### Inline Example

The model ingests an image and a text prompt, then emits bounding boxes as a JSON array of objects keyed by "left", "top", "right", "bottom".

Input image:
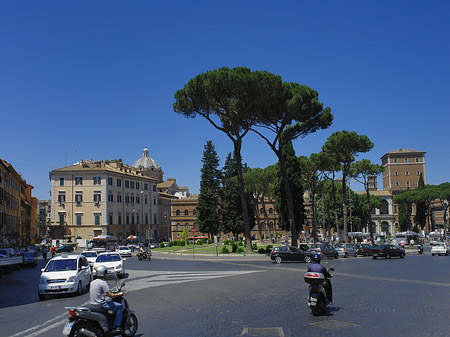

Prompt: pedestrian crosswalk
[{"left": 124, "top": 270, "right": 263, "bottom": 292}]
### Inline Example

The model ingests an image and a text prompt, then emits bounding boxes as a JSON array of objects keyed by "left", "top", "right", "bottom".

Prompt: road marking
[{"left": 10, "top": 269, "right": 263, "bottom": 336}]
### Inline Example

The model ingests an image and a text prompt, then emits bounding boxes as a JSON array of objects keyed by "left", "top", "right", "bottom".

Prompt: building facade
[{"left": 49, "top": 160, "right": 159, "bottom": 244}]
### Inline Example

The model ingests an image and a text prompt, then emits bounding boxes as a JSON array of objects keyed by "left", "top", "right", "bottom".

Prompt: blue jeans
[{"left": 102, "top": 301, "right": 123, "bottom": 327}]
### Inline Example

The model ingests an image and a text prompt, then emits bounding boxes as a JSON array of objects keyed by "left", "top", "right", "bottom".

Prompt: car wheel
[
  {"left": 354, "top": 252, "right": 358, "bottom": 258},
  {"left": 432, "top": 253, "right": 435, "bottom": 256},
  {"left": 364, "top": 252, "right": 368, "bottom": 256},
  {"left": 335, "top": 253, "right": 338, "bottom": 259},
  {"left": 304, "top": 255, "right": 312, "bottom": 263},
  {"left": 373, "top": 256, "right": 377, "bottom": 259},
  {"left": 275, "top": 256, "right": 282, "bottom": 264},
  {"left": 401, "top": 253, "right": 405, "bottom": 258},
  {"left": 386, "top": 253, "right": 391, "bottom": 259},
  {"left": 344, "top": 252, "right": 348, "bottom": 258},
  {"left": 38, "top": 292, "right": 46, "bottom": 301}
]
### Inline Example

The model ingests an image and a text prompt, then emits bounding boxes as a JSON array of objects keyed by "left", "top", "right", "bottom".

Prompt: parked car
[
  {"left": 38, "top": 254, "right": 91, "bottom": 300},
  {"left": 358, "top": 244, "right": 376, "bottom": 256},
  {"left": 372, "top": 244, "right": 405, "bottom": 259},
  {"left": 93, "top": 252, "right": 126, "bottom": 278},
  {"left": 80, "top": 250, "right": 98, "bottom": 264},
  {"left": 308, "top": 243, "right": 338, "bottom": 259},
  {"left": 335, "top": 243, "right": 358, "bottom": 258},
  {"left": 431, "top": 242, "right": 450, "bottom": 256},
  {"left": 116, "top": 246, "right": 132, "bottom": 257},
  {"left": 270, "top": 246, "right": 315, "bottom": 264},
  {"left": 55, "top": 245, "right": 74, "bottom": 253},
  {"left": 22, "top": 251, "right": 38, "bottom": 267}
]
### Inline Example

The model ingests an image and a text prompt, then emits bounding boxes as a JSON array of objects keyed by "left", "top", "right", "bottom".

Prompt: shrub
[
  {"left": 265, "top": 245, "right": 273, "bottom": 253},
  {"left": 238, "top": 241, "right": 243, "bottom": 247},
  {"left": 232, "top": 244, "right": 238, "bottom": 253},
  {"left": 224, "top": 240, "right": 230, "bottom": 245},
  {"left": 237, "top": 247, "right": 245, "bottom": 253},
  {"left": 168, "top": 241, "right": 173, "bottom": 247},
  {"left": 159, "top": 243, "right": 164, "bottom": 248},
  {"left": 207, "top": 239, "right": 212, "bottom": 244},
  {"left": 252, "top": 243, "right": 258, "bottom": 251},
  {"left": 221, "top": 246, "right": 230, "bottom": 254},
  {"left": 258, "top": 248, "right": 266, "bottom": 254}
]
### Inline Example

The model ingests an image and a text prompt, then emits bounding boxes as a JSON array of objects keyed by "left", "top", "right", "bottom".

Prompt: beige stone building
[{"left": 49, "top": 159, "right": 159, "bottom": 244}]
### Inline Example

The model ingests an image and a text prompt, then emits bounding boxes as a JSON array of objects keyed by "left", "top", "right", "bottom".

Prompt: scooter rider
[
  {"left": 307, "top": 254, "right": 333, "bottom": 303},
  {"left": 90, "top": 265, "right": 124, "bottom": 330}
]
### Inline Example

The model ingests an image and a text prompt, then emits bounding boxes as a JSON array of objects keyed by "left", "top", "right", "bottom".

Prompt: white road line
[{"left": 11, "top": 269, "right": 263, "bottom": 336}]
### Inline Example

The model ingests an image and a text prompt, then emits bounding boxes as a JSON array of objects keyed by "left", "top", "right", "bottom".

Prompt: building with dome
[{"left": 132, "top": 147, "right": 164, "bottom": 183}]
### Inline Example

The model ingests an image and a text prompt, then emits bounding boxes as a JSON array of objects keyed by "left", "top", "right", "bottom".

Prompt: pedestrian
[
  {"left": 42, "top": 245, "right": 48, "bottom": 261},
  {"left": 51, "top": 245, "right": 56, "bottom": 258},
  {"left": 284, "top": 240, "right": 289, "bottom": 246}
]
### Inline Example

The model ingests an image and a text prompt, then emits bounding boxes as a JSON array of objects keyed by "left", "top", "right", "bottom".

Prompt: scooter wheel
[
  {"left": 138, "top": 255, "right": 143, "bottom": 261},
  {"left": 122, "top": 313, "right": 138, "bottom": 337}
]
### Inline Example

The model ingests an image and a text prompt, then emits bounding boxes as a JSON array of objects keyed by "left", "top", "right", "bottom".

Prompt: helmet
[
  {"left": 94, "top": 265, "right": 108, "bottom": 278},
  {"left": 313, "top": 253, "right": 321, "bottom": 263}
]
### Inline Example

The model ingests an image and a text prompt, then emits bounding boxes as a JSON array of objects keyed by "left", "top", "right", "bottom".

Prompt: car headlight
[
  {"left": 39, "top": 278, "right": 45, "bottom": 284},
  {"left": 115, "top": 264, "right": 122, "bottom": 270},
  {"left": 67, "top": 276, "right": 76, "bottom": 282}
]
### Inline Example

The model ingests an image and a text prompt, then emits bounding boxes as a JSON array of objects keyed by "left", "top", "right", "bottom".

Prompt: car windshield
[
  {"left": 96, "top": 254, "right": 121, "bottom": 262},
  {"left": 434, "top": 243, "right": 444, "bottom": 247},
  {"left": 310, "top": 244, "right": 320, "bottom": 248},
  {"left": 81, "top": 252, "right": 97, "bottom": 257},
  {"left": 45, "top": 259, "right": 77, "bottom": 272},
  {"left": 335, "top": 244, "right": 344, "bottom": 248},
  {"left": 118, "top": 247, "right": 128, "bottom": 250}
]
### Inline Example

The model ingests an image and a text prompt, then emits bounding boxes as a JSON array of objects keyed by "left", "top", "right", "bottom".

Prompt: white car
[
  {"left": 38, "top": 254, "right": 91, "bottom": 300},
  {"left": 431, "top": 242, "right": 450, "bottom": 256},
  {"left": 80, "top": 250, "right": 99, "bottom": 264},
  {"left": 94, "top": 252, "right": 125, "bottom": 278},
  {"left": 116, "top": 246, "right": 132, "bottom": 257}
]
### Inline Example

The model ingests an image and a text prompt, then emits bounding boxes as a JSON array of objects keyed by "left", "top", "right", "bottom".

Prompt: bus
[
  {"left": 395, "top": 231, "right": 418, "bottom": 245},
  {"left": 89, "top": 235, "right": 118, "bottom": 253}
]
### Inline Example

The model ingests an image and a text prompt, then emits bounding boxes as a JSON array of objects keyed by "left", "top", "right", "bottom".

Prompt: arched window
[
  {"left": 268, "top": 208, "right": 273, "bottom": 214},
  {"left": 193, "top": 209, "right": 197, "bottom": 216},
  {"left": 185, "top": 223, "right": 189, "bottom": 229},
  {"left": 184, "top": 210, "right": 189, "bottom": 216},
  {"left": 176, "top": 210, "right": 180, "bottom": 216},
  {"left": 176, "top": 223, "right": 181, "bottom": 231}
]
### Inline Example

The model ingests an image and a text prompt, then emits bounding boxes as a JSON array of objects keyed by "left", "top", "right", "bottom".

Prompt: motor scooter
[
  {"left": 417, "top": 244, "right": 423, "bottom": 254},
  {"left": 304, "top": 264, "right": 334, "bottom": 316},
  {"left": 63, "top": 271, "right": 138, "bottom": 337}
]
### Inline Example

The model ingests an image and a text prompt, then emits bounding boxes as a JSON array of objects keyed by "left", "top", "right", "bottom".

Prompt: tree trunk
[
  {"left": 233, "top": 139, "right": 253, "bottom": 252},
  {"left": 311, "top": 193, "right": 317, "bottom": 243},
  {"left": 342, "top": 176, "right": 348, "bottom": 243},
  {"left": 366, "top": 188, "right": 373, "bottom": 239}
]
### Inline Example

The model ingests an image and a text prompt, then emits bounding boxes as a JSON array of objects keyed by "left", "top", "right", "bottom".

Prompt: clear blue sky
[{"left": 1, "top": 1, "right": 449, "bottom": 200}]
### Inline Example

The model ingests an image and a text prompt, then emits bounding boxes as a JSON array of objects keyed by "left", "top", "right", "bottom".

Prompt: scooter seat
[{"left": 86, "top": 304, "right": 108, "bottom": 314}]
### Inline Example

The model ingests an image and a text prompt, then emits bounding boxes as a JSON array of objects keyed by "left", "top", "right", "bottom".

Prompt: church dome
[{"left": 132, "top": 147, "right": 160, "bottom": 170}]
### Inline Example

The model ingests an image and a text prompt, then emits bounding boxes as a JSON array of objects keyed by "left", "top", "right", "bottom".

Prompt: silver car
[{"left": 335, "top": 243, "right": 358, "bottom": 258}]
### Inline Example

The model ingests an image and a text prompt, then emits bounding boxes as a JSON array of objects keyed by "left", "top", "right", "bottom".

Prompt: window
[
  {"left": 94, "top": 214, "right": 101, "bottom": 226},
  {"left": 59, "top": 214, "right": 65, "bottom": 225},
  {"left": 154, "top": 214, "right": 157, "bottom": 224},
  {"left": 125, "top": 195, "right": 130, "bottom": 204},
  {"left": 394, "top": 205, "right": 398, "bottom": 212},
  {"left": 109, "top": 214, "right": 113, "bottom": 225},
  {"left": 136, "top": 182, "right": 140, "bottom": 189},
  {"left": 394, "top": 159, "right": 398, "bottom": 163},
  {"left": 136, "top": 215, "right": 139, "bottom": 224},
  {"left": 136, "top": 196, "right": 140, "bottom": 204},
  {"left": 144, "top": 183, "right": 148, "bottom": 191},
  {"left": 108, "top": 193, "right": 114, "bottom": 202},
  {"left": 130, "top": 195, "right": 135, "bottom": 203},
  {"left": 416, "top": 157, "right": 420, "bottom": 162},
  {"left": 131, "top": 215, "right": 135, "bottom": 225},
  {"left": 130, "top": 181, "right": 135, "bottom": 189},
  {"left": 58, "top": 193, "right": 66, "bottom": 204},
  {"left": 145, "top": 196, "right": 148, "bottom": 204},
  {"left": 76, "top": 214, "right": 82, "bottom": 226},
  {"left": 94, "top": 176, "right": 101, "bottom": 185},
  {"left": 153, "top": 198, "right": 157, "bottom": 205},
  {"left": 117, "top": 179, "right": 122, "bottom": 187},
  {"left": 395, "top": 171, "right": 399, "bottom": 176},
  {"left": 184, "top": 210, "right": 189, "bottom": 216},
  {"left": 125, "top": 180, "right": 129, "bottom": 188},
  {"left": 59, "top": 177, "right": 64, "bottom": 186},
  {"left": 145, "top": 215, "right": 148, "bottom": 225},
  {"left": 417, "top": 171, "right": 421, "bottom": 176},
  {"left": 406, "top": 181, "right": 410, "bottom": 187},
  {"left": 94, "top": 192, "right": 101, "bottom": 204},
  {"left": 176, "top": 210, "right": 180, "bottom": 216},
  {"left": 126, "top": 215, "right": 130, "bottom": 225},
  {"left": 405, "top": 158, "right": 408, "bottom": 163},
  {"left": 176, "top": 223, "right": 181, "bottom": 231},
  {"left": 75, "top": 193, "right": 83, "bottom": 205},
  {"left": 193, "top": 209, "right": 197, "bottom": 216},
  {"left": 75, "top": 177, "right": 83, "bottom": 185},
  {"left": 405, "top": 171, "right": 409, "bottom": 176},
  {"left": 108, "top": 177, "right": 113, "bottom": 186},
  {"left": 118, "top": 213, "right": 122, "bottom": 225},
  {"left": 153, "top": 184, "right": 157, "bottom": 192},
  {"left": 269, "top": 208, "right": 273, "bottom": 214},
  {"left": 117, "top": 194, "right": 122, "bottom": 203}
]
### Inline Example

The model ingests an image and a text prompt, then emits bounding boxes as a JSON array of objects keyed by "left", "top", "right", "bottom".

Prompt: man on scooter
[
  {"left": 90, "top": 265, "right": 124, "bottom": 330},
  {"left": 307, "top": 254, "right": 333, "bottom": 303}
]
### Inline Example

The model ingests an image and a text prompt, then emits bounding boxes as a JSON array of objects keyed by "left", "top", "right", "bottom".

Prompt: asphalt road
[{"left": 1, "top": 250, "right": 449, "bottom": 337}]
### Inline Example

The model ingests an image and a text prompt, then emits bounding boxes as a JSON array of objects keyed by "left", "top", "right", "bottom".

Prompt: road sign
[{"left": 191, "top": 227, "right": 196, "bottom": 233}]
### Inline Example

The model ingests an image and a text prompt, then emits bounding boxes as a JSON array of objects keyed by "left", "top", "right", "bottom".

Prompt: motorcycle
[
  {"left": 63, "top": 271, "right": 138, "bottom": 337},
  {"left": 304, "top": 264, "right": 334, "bottom": 316},
  {"left": 417, "top": 245, "right": 423, "bottom": 254},
  {"left": 137, "top": 250, "right": 151, "bottom": 261}
]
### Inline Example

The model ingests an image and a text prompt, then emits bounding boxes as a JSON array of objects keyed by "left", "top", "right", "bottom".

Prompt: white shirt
[{"left": 90, "top": 278, "right": 110, "bottom": 305}]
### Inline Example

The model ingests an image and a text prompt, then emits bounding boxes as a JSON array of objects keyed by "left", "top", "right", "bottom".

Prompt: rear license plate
[
  {"left": 373, "top": 253, "right": 378, "bottom": 257},
  {"left": 62, "top": 322, "right": 73, "bottom": 335}
]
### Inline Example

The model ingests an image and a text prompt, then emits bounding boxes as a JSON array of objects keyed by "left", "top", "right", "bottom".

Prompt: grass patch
[{"left": 153, "top": 243, "right": 262, "bottom": 255}]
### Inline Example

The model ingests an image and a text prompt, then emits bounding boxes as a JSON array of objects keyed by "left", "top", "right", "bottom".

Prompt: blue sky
[{"left": 1, "top": 1, "right": 449, "bottom": 200}]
